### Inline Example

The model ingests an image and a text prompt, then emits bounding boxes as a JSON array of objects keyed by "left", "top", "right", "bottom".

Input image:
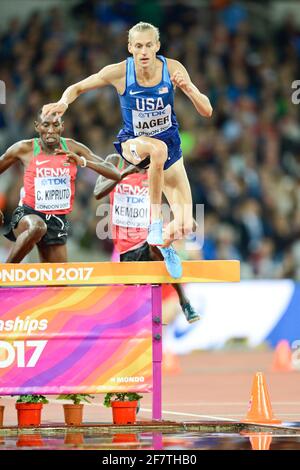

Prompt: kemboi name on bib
[{"left": 112, "top": 192, "right": 150, "bottom": 228}]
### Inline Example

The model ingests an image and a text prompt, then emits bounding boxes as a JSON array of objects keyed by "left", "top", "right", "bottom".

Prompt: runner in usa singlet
[
  {"left": 23, "top": 137, "right": 77, "bottom": 214},
  {"left": 41, "top": 22, "right": 213, "bottom": 272},
  {"left": 118, "top": 56, "right": 179, "bottom": 139}
]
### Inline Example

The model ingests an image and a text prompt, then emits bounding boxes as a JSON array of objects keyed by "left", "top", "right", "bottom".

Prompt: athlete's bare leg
[
  {"left": 121, "top": 137, "right": 191, "bottom": 277},
  {"left": 121, "top": 136, "right": 167, "bottom": 222},
  {"left": 37, "top": 244, "right": 67, "bottom": 263},
  {"left": 122, "top": 142, "right": 193, "bottom": 243},
  {"left": 6, "top": 215, "right": 47, "bottom": 263},
  {"left": 162, "top": 159, "right": 193, "bottom": 247}
]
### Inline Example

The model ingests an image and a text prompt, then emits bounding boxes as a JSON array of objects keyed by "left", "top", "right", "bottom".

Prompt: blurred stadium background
[{"left": 0, "top": 0, "right": 300, "bottom": 352}]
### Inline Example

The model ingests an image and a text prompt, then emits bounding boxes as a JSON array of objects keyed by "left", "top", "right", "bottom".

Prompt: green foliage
[
  {"left": 16, "top": 395, "right": 49, "bottom": 404},
  {"left": 103, "top": 392, "right": 143, "bottom": 408},
  {"left": 57, "top": 394, "right": 94, "bottom": 405}
]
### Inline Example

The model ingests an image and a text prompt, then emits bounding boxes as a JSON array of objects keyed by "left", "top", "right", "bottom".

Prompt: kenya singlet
[
  {"left": 23, "top": 138, "right": 77, "bottom": 215},
  {"left": 117, "top": 55, "right": 180, "bottom": 141},
  {"left": 110, "top": 172, "right": 150, "bottom": 254}
]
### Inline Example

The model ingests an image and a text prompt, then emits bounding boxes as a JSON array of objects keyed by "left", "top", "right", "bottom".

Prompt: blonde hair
[{"left": 128, "top": 22, "right": 160, "bottom": 43}]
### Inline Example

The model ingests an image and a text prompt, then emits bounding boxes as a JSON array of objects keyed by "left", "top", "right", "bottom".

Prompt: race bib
[
  {"left": 34, "top": 176, "right": 71, "bottom": 211},
  {"left": 112, "top": 193, "right": 150, "bottom": 228},
  {"left": 132, "top": 104, "right": 172, "bottom": 137}
]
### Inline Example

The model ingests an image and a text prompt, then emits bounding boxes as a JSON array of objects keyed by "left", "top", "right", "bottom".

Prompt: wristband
[{"left": 80, "top": 156, "right": 87, "bottom": 168}]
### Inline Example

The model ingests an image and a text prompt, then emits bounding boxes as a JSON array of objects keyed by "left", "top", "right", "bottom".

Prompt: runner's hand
[
  {"left": 42, "top": 102, "right": 68, "bottom": 118},
  {"left": 54, "top": 149, "right": 84, "bottom": 166},
  {"left": 171, "top": 71, "right": 192, "bottom": 94},
  {"left": 0, "top": 210, "right": 4, "bottom": 225},
  {"left": 121, "top": 165, "right": 139, "bottom": 178}
]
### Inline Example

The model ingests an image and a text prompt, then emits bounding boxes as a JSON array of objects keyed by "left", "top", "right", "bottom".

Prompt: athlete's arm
[
  {"left": 42, "top": 62, "right": 126, "bottom": 118},
  {"left": 58, "top": 140, "right": 122, "bottom": 181},
  {"left": 94, "top": 155, "right": 137, "bottom": 200},
  {"left": 167, "top": 59, "right": 213, "bottom": 117},
  {"left": 94, "top": 155, "right": 121, "bottom": 200},
  {"left": 0, "top": 141, "right": 30, "bottom": 225},
  {"left": 0, "top": 140, "right": 30, "bottom": 174}
]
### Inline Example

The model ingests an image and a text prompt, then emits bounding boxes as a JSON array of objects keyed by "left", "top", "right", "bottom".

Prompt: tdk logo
[{"left": 41, "top": 178, "right": 67, "bottom": 185}]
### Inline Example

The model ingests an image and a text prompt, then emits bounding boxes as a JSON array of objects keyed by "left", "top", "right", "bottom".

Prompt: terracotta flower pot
[
  {"left": 16, "top": 433, "right": 44, "bottom": 447},
  {"left": 63, "top": 404, "right": 83, "bottom": 426},
  {"left": 111, "top": 401, "right": 138, "bottom": 425},
  {"left": 0, "top": 405, "right": 4, "bottom": 427},
  {"left": 16, "top": 403, "right": 43, "bottom": 427}
]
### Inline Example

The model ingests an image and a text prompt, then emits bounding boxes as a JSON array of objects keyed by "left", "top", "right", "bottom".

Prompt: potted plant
[
  {"left": 103, "top": 392, "right": 142, "bottom": 425},
  {"left": 57, "top": 394, "right": 94, "bottom": 426},
  {"left": 15, "top": 395, "right": 48, "bottom": 427}
]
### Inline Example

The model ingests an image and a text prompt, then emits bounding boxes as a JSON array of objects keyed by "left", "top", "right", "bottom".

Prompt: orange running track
[{"left": 2, "top": 350, "right": 300, "bottom": 426}]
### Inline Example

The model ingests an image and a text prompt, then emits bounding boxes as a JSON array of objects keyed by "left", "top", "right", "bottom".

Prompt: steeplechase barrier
[{"left": 0, "top": 260, "right": 240, "bottom": 421}]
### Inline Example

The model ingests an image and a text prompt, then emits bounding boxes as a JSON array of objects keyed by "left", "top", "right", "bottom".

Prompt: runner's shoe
[
  {"left": 158, "top": 245, "right": 182, "bottom": 279},
  {"left": 181, "top": 302, "right": 200, "bottom": 324}
]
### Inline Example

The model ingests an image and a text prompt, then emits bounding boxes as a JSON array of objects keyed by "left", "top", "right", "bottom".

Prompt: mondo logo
[{"left": 111, "top": 376, "right": 145, "bottom": 383}]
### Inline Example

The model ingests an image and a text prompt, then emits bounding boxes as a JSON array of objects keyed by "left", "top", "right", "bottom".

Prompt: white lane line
[
  {"left": 139, "top": 408, "right": 300, "bottom": 421},
  {"left": 139, "top": 408, "right": 237, "bottom": 421},
  {"left": 157, "top": 402, "right": 300, "bottom": 406},
  {"left": 205, "top": 413, "right": 300, "bottom": 417}
]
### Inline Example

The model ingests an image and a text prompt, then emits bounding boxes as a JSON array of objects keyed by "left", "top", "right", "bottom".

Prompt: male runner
[
  {"left": 42, "top": 21, "right": 212, "bottom": 277},
  {"left": 94, "top": 154, "right": 200, "bottom": 323},
  {"left": 1, "top": 111, "right": 121, "bottom": 263}
]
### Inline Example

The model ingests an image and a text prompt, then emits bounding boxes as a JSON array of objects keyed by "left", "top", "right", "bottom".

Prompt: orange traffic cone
[
  {"left": 243, "top": 372, "right": 281, "bottom": 424},
  {"left": 249, "top": 433, "right": 272, "bottom": 451},
  {"left": 162, "top": 349, "right": 181, "bottom": 375},
  {"left": 272, "top": 339, "right": 293, "bottom": 372},
  {"left": 241, "top": 432, "right": 272, "bottom": 451}
]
